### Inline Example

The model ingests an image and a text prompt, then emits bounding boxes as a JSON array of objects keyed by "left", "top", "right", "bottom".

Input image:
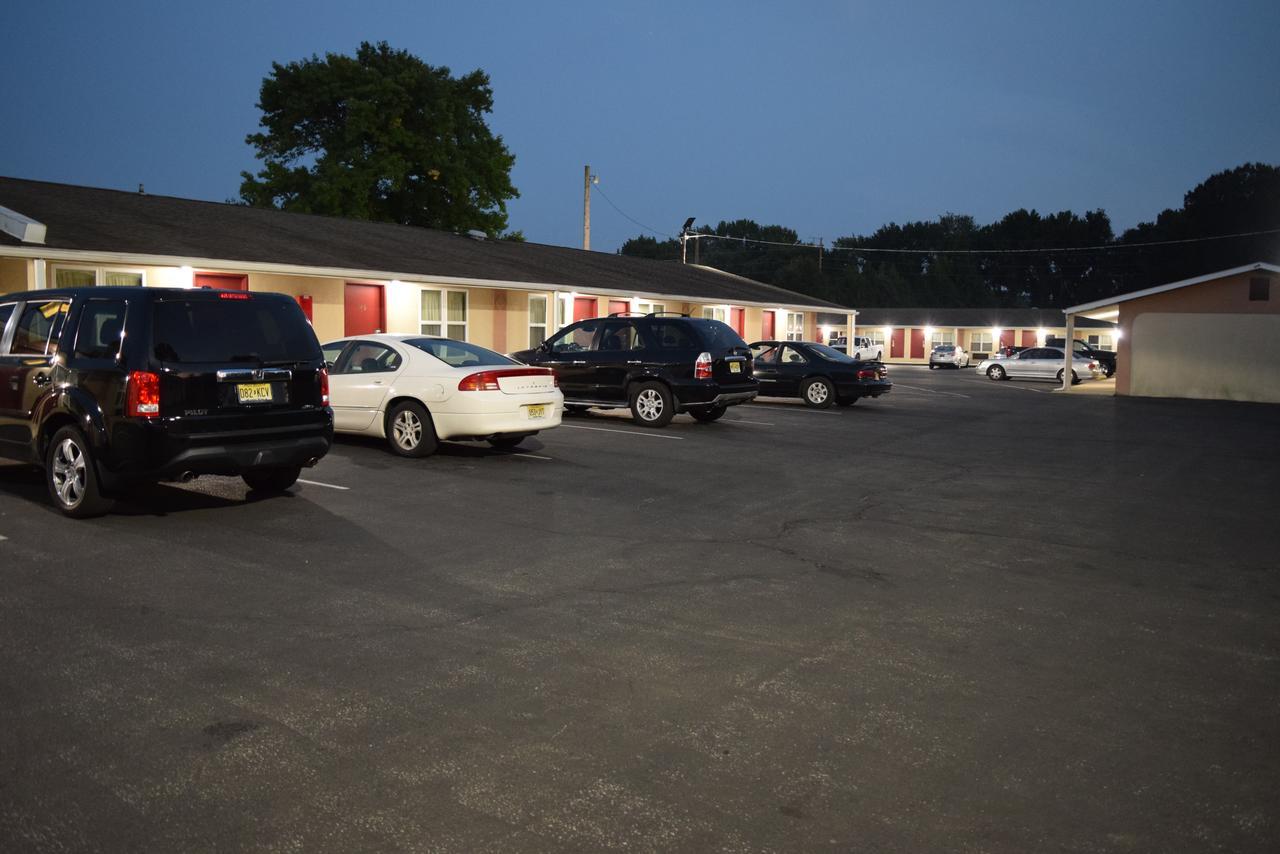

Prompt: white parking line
[
  {"left": 560, "top": 424, "right": 684, "bottom": 440},
  {"left": 725, "top": 419, "right": 776, "bottom": 426},
  {"left": 749, "top": 403, "right": 841, "bottom": 415},
  {"left": 0, "top": 535, "right": 7, "bottom": 542},
  {"left": 511, "top": 452, "right": 554, "bottom": 460},
  {"left": 297, "top": 479, "right": 351, "bottom": 490},
  {"left": 892, "top": 383, "right": 970, "bottom": 398}
]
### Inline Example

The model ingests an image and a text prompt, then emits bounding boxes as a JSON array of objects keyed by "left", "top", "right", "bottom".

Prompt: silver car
[
  {"left": 977, "top": 346, "right": 1105, "bottom": 384},
  {"left": 929, "top": 344, "right": 970, "bottom": 369}
]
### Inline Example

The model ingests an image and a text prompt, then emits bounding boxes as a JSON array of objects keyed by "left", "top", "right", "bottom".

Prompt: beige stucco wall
[
  {"left": 1115, "top": 270, "right": 1280, "bottom": 398},
  {"left": 250, "top": 273, "right": 347, "bottom": 343},
  {"left": 0, "top": 257, "right": 31, "bottom": 292}
]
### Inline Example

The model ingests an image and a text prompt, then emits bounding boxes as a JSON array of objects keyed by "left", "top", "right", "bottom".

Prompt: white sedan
[
  {"left": 976, "top": 346, "right": 1106, "bottom": 384},
  {"left": 320, "top": 334, "right": 563, "bottom": 456}
]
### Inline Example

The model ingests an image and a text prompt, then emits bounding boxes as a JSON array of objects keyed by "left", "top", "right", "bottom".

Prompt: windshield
[
  {"left": 809, "top": 343, "right": 857, "bottom": 363},
  {"left": 933, "top": 345, "right": 954, "bottom": 353},
  {"left": 405, "top": 337, "right": 516, "bottom": 367},
  {"left": 153, "top": 297, "right": 320, "bottom": 364}
]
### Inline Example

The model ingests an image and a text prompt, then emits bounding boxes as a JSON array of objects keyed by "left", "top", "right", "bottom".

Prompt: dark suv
[
  {"left": 0, "top": 287, "right": 333, "bottom": 517},
  {"left": 512, "top": 313, "right": 758, "bottom": 427}
]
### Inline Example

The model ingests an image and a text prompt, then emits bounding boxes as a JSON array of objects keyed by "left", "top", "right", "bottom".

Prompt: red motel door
[
  {"left": 573, "top": 297, "right": 598, "bottom": 322},
  {"left": 909, "top": 329, "right": 926, "bottom": 359},
  {"left": 762, "top": 311, "right": 776, "bottom": 339},
  {"left": 1021, "top": 329, "right": 1039, "bottom": 347},
  {"left": 607, "top": 299, "right": 629, "bottom": 316},
  {"left": 890, "top": 328, "right": 905, "bottom": 358},
  {"left": 730, "top": 307, "right": 745, "bottom": 336},
  {"left": 194, "top": 272, "right": 247, "bottom": 290},
  {"left": 999, "top": 329, "right": 1015, "bottom": 349},
  {"left": 344, "top": 283, "right": 385, "bottom": 336}
]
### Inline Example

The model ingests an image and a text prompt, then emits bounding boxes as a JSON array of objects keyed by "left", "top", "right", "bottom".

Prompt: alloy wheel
[
  {"left": 51, "top": 438, "right": 87, "bottom": 508},
  {"left": 636, "top": 389, "right": 664, "bottom": 421},
  {"left": 807, "top": 382, "right": 829, "bottom": 404},
  {"left": 393, "top": 409, "right": 423, "bottom": 449}
]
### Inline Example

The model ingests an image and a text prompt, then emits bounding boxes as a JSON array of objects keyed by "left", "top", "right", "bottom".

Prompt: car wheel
[
  {"left": 690, "top": 405, "right": 727, "bottom": 423},
  {"left": 242, "top": 465, "right": 302, "bottom": 493},
  {"left": 46, "top": 426, "right": 113, "bottom": 518},
  {"left": 1105, "top": 364, "right": 1115, "bottom": 378},
  {"left": 987, "top": 365, "right": 1006, "bottom": 381},
  {"left": 801, "top": 377, "right": 835, "bottom": 409},
  {"left": 488, "top": 436, "right": 526, "bottom": 449},
  {"left": 565, "top": 404, "right": 590, "bottom": 415},
  {"left": 929, "top": 363, "right": 938, "bottom": 370},
  {"left": 387, "top": 400, "right": 438, "bottom": 457},
  {"left": 629, "top": 382, "right": 675, "bottom": 427}
]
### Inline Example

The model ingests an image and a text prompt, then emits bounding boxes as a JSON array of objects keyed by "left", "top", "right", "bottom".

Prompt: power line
[
  {"left": 682, "top": 226, "right": 1280, "bottom": 255},
  {"left": 590, "top": 181, "right": 673, "bottom": 240}
]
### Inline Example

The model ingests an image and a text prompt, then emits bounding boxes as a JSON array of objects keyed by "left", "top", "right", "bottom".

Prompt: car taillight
[
  {"left": 126, "top": 370, "right": 161, "bottom": 417},
  {"left": 695, "top": 352, "right": 713, "bottom": 380},
  {"left": 1089, "top": 361, "right": 1098, "bottom": 370},
  {"left": 319, "top": 367, "right": 330, "bottom": 405},
  {"left": 857, "top": 369, "right": 878, "bottom": 380},
  {"left": 218, "top": 292, "right": 251, "bottom": 300},
  {"left": 457, "top": 367, "right": 555, "bottom": 392}
]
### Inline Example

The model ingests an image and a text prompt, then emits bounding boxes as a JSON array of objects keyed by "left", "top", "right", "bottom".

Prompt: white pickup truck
[{"left": 830, "top": 336, "right": 884, "bottom": 361}]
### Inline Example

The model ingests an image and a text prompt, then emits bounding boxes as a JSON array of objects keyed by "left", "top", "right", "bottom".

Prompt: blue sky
[{"left": 2, "top": 1, "right": 1277, "bottom": 252}]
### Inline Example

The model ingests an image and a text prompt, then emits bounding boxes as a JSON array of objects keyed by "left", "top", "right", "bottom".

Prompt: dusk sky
[{"left": 2, "top": 1, "right": 1277, "bottom": 253}]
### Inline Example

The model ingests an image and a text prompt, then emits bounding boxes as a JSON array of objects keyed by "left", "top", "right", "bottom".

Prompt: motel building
[
  {"left": 0, "top": 177, "right": 851, "bottom": 355},
  {"left": 815, "top": 307, "right": 1119, "bottom": 364}
]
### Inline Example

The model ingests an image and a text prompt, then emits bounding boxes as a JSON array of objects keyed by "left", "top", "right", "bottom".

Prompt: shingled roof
[
  {"left": 0, "top": 177, "right": 848, "bottom": 310},
  {"left": 820, "top": 306, "right": 1114, "bottom": 329}
]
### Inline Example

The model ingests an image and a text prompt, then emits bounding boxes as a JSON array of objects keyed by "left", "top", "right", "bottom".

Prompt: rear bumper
[
  {"left": 428, "top": 392, "right": 564, "bottom": 440},
  {"left": 672, "top": 380, "right": 759, "bottom": 409},
  {"left": 836, "top": 380, "right": 893, "bottom": 398}
]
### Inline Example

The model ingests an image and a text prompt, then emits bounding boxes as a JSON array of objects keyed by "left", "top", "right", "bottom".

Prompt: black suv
[
  {"left": 0, "top": 287, "right": 333, "bottom": 517},
  {"left": 512, "top": 313, "right": 758, "bottom": 427},
  {"left": 1045, "top": 337, "right": 1117, "bottom": 377}
]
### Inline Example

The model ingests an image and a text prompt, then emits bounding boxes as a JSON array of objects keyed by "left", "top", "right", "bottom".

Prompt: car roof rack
[
  {"left": 606, "top": 311, "right": 644, "bottom": 317},
  {"left": 644, "top": 311, "right": 691, "bottom": 317}
]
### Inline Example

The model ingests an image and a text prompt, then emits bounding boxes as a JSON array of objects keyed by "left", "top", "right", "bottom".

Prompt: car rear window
[
  {"left": 810, "top": 343, "right": 856, "bottom": 363},
  {"left": 405, "top": 337, "right": 516, "bottom": 367},
  {"left": 688, "top": 319, "right": 748, "bottom": 351},
  {"left": 153, "top": 297, "right": 320, "bottom": 363}
]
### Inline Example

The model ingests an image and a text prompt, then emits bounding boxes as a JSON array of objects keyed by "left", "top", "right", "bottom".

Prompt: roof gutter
[
  {"left": 0, "top": 244, "right": 849, "bottom": 313},
  {"left": 0, "top": 205, "right": 46, "bottom": 244}
]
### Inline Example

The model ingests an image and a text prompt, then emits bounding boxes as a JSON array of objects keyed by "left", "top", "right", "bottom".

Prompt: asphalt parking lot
[{"left": 2, "top": 366, "right": 1278, "bottom": 852}]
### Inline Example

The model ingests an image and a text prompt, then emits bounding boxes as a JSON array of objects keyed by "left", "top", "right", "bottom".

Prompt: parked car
[
  {"left": 0, "top": 287, "right": 333, "bottom": 517},
  {"left": 828, "top": 335, "right": 884, "bottom": 361},
  {"left": 976, "top": 346, "right": 1106, "bottom": 384},
  {"left": 750, "top": 340, "right": 891, "bottom": 408},
  {"left": 994, "top": 345, "right": 1025, "bottom": 359},
  {"left": 928, "top": 344, "right": 970, "bottom": 369},
  {"left": 321, "top": 334, "right": 562, "bottom": 456},
  {"left": 1045, "top": 337, "right": 1117, "bottom": 377},
  {"left": 511, "top": 313, "right": 757, "bottom": 427}
]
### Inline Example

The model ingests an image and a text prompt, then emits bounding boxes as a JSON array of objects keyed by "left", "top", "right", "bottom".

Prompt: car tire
[
  {"left": 987, "top": 365, "right": 1006, "bottom": 381},
  {"left": 629, "top": 381, "right": 675, "bottom": 427},
  {"left": 1055, "top": 368, "right": 1081, "bottom": 385},
  {"left": 46, "top": 425, "right": 113, "bottom": 518},
  {"left": 488, "top": 436, "right": 526, "bottom": 449},
  {"left": 242, "top": 465, "right": 302, "bottom": 493},
  {"left": 801, "top": 377, "right": 835, "bottom": 409},
  {"left": 929, "top": 364, "right": 938, "bottom": 370},
  {"left": 690, "top": 405, "right": 727, "bottom": 423},
  {"left": 387, "top": 400, "right": 438, "bottom": 457},
  {"left": 565, "top": 404, "right": 590, "bottom": 415}
]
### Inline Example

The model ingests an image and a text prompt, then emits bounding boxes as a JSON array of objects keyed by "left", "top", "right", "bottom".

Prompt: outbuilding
[{"left": 1063, "top": 262, "right": 1280, "bottom": 403}]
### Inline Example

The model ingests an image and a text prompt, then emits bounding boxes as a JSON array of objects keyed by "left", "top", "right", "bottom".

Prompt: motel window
[
  {"left": 702, "top": 306, "right": 729, "bottom": 323},
  {"left": 865, "top": 329, "right": 885, "bottom": 347},
  {"left": 529, "top": 294, "right": 548, "bottom": 347},
  {"left": 1087, "top": 334, "right": 1115, "bottom": 351},
  {"left": 929, "top": 330, "right": 955, "bottom": 349},
  {"left": 784, "top": 311, "right": 804, "bottom": 341},
  {"left": 969, "top": 331, "right": 993, "bottom": 356},
  {"left": 420, "top": 289, "right": 467, "bottom": 340},
  {"left": 52, "top": 266, "right": 145, "bottom": 288},
  {"left": 1249, "top": 277, "right": 1270, "bottom": 301},
  {"left": 636, "top": 301, "right": 665, "bottom": 316}
]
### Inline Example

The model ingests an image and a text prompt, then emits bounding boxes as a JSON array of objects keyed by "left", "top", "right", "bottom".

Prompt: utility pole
[
  {"left": 582, "top": 165, "right": 594, "bottom": 251},
  {"left": 818, "top": 238, "right": 823, "bottom": 274}
]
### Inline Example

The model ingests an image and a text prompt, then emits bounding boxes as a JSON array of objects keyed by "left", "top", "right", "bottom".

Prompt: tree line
[{"left": 619, "top": 163, "right": 1280, "bottom": 308}]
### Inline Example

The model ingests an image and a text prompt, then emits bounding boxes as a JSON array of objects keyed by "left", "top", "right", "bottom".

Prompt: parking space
[{"left": 2, "top": 375, "right": 1279, "bottom": 851}]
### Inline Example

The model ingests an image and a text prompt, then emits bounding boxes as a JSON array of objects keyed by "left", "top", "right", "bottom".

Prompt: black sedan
[{"left": 749, "top": 340, "right": 891, "bottom": 408}]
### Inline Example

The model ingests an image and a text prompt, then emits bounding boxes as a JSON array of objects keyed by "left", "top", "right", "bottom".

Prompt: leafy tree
[{"left": 240, "top": 41, "right": 518, "bottom": 235}]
